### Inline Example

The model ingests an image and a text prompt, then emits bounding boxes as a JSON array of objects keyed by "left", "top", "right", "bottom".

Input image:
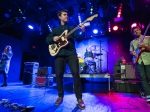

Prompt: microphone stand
[
  {"left": 99, "top": 40, "right": 102, "bottom": 73},
  {"left": 102, "top": 48, "right": 111, "bottom": 73}
]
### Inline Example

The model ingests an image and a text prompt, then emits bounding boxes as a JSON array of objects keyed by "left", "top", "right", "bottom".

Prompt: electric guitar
[
  {"left": 49, "top": 14, "right": 98, "bottom": 56},
  {"left": 132, "top": 22, "right": 150, "bottom": 64}
]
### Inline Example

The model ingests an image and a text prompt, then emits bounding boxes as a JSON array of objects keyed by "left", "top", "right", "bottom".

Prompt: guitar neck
[
  {"left": 65, "top": 20, "right": 88, "bottom": 38},
  {"left": 138, "top": 22, "right": 150, "bottom": 45}
]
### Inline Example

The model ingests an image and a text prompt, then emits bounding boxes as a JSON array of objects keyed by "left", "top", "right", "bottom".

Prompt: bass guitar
[{"left": 132, "top": 22, "right": 150, "bottom": 64}]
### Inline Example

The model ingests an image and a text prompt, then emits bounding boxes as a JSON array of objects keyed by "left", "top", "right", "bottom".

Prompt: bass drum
[
  {"left": 65, "top": 58, "right": 85, "bottom": 74},
  {"left": 78, "top": 58, "right": 85, "bottom": 73}
]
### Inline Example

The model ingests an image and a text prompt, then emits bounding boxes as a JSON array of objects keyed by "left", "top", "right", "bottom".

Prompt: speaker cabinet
[
  {"left": 23, "top": 62, "right": 39, "bottom": 85},
  {"left": 114, "top": 64, "right": 139, "bottom": 79},
  {"left": 120, "top": 64, "right": 139, "bottom": 79}
]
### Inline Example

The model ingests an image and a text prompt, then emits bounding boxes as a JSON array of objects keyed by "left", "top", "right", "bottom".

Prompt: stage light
[
  {"left": 78, "top": 13, "right": 82, "bottom": 23},
  {"left": 4, "top": 13, "right": 10, "bottom": 18},
  {"left": 108, "top": 22, "right": 111, "bottom": 32},
  {"left": 28, "top": 25, "right": 34, "bottom": 29},
  {"left": 38, "top": 7, "right": 42, "bottom": 10},
  {"left": 47, "top": 24, "right": 52, "bottom": 32},
  {"left": 113, "top": 26, "right": 118, "bottom": 31},
  {"left": 93, "top": 29, "right": 98, "bottom": 34},
  {"left": 131, "top": 23, "right": 137, "bottom": 28}
]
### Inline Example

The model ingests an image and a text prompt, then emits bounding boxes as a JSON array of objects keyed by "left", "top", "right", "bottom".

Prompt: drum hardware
[
  {"left": 99, "top": 40, "right": 103, "bottom": 73},
  {"left": 85, "top": 62, "right": 96, "bottom": 74},
  {"left": 65, "top": 58, "right": 85, "bottom": 74}
]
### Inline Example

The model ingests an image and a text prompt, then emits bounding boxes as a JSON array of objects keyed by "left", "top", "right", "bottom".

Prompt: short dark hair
[
  {"left": 57, "top": 9, "right": 68, "bottom": 17},
  {"left": 131, "top": 26, "right": 141, "bottom": 34}
]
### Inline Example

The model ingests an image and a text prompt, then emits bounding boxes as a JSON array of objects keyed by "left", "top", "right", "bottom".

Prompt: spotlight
[
  {"left": 93, "top": 29, "right": 98, "bottom": 34},
  {"left": 47, "top": 24, "right": 52, "bottom": 32},
  {"left": 108, "top": 22, "right": 111, "bottom": 32},
  {"left": 28, "top": 25, "right": 34, "bottom": 29},
  {"left": 4, "top": 13, "right": 10, "bottom": 18},
  {"left": 38, "top": 7, "right": 42, "bottom": 10},
  {"left": 78, "top": 13, "right": 82, "bottom": 23},
  {"left": 113, "top": 26, "right": 118, "bottom": 31},
  {"left": 131, "top": 23, "right": 137, "bottom": 28}
]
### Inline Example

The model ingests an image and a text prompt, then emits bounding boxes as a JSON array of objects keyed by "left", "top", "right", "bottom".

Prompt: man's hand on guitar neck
[
  {"left": 79, "top": 24, "right": 85, "bottom": 32},
  {"left": 139, "top": 42, "right": 148, "bottom": 48},
  {"left": 53, "top": 36, "right": 60, "bottom": 42}
]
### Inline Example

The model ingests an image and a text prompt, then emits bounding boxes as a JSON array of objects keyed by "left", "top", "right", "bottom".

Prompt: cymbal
[
  {"left": 89, "top": 45, "right": 100, "bottom": 51},
  {"left": 92, "top": 50, "right": 103, "bottom": 55}
]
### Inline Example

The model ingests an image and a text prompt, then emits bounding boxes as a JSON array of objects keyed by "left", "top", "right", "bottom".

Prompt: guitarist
[
  {"left": 46, "top": 9, "right": 85, "bottom": 109},
  {"left": 130, "top": 26, "right": 150, "bottom": 103}
]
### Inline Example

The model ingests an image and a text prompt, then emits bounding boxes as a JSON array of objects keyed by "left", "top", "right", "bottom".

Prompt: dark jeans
[
  {"left": 0, "top": 70, "right": 7, "bottom": 84},
  {"left": 55, "top": 54, "right": 82, "bottom": 100},
  {"left": 136, "top": 62, "right": 150, "bottom": 96}
]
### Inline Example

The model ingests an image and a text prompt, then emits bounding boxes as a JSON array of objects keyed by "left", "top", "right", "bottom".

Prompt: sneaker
[
  {"left": 146, "top": 95, "right": 150, "bottom": 103},
  {"left": 55, "top": 97, "right": 63, "bottom": 106},
  {"left": 140, "top": 91, "right": 146, "bottom": 98},
  {"left": 77, "top": 99, "right": 85, "bottom": 110}
]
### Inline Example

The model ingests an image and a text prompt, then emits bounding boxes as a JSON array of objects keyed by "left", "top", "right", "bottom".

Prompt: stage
[
  {"left": 51, "top": 73, "right": 111, "bottom": 91},
  {"left": 0, "top": 82, "right": 150, "bottom": 112}
]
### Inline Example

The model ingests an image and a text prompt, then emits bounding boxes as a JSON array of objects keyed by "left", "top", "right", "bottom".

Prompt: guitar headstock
[{"left": 86, "top": 14, "right": 98, "bottom": 21}]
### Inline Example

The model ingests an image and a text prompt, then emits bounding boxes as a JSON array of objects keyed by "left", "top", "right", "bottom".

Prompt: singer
[{"left": 0, "top": 45, "right": 13, "bottom": 87}]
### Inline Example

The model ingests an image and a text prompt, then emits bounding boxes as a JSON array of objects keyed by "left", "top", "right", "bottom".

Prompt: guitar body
[
  {"left": 48, "top": 14, "right": 98, "bottom": 56},
  {"left": 49, "top": 30, "right": 69, "bottom": 56},
  {"left": 132, "top": 48, "right": 141, "bottom": 64},
  {"left": 133, "top": 47, "right": 146, "bottom": 64}
]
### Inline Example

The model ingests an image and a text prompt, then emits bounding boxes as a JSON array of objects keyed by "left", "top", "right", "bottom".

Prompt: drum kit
[
  {"left": 65, "top": 41, "right": 110, "bottom": 74},
  {"left": 79, "top": 44, "right": 103, "bottom": 74},
  {"left": 65, "top": 45, "right": 103, "bottom": 74}
]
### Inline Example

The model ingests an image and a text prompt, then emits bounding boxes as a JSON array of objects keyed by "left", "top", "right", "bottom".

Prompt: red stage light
[
  {"left": 113, "top": 26, "right": 118, "bottom": 31},
  {"left": 131, "top": 23, "right": 137, "bottom": 28}
]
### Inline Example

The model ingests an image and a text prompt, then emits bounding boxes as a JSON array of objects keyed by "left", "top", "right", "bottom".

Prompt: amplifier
[
  {"left": 120, "top": 64, "right": 139, "bottom": 79},
  {"left": 114, "top": 64, "right": 139, "bottom": 79},
  {"left": 36, "top": 76, "right": 53, "bottom": 86},
  {"left": 37, "top": 67, "right": 52, "bottom": 77},
  {"left": 24, "top": 62, "right": 39, "bottom": 69}
]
